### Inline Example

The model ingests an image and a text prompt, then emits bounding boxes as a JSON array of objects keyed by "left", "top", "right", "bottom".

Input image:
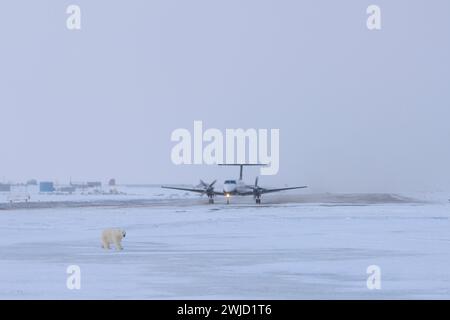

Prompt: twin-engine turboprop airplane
[{"left": 162, "top": 164, "right": 307, "bottom": 204}]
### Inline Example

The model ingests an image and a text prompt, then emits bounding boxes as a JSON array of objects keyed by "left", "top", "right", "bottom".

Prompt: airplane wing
[
  {"left": 259, "top": 186, "right": 307, "bottom": 194},
  {"left": 161, "top": 186, "right": 224, "bottom": 195},
  {"left": 161, "top": 186, "right": 206, "bottom": 193},
  {"left": 238, "top": 185, "right": 308, "bottom": 196}
]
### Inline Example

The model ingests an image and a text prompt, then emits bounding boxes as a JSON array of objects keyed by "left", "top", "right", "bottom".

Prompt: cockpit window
[{"left": 224, "top": 180, "right": 237, "bottom": 184}]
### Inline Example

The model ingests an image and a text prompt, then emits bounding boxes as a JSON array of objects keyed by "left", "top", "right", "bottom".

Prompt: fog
[{"left": 0, "top": 0, "right": 449, "bottom": 192}]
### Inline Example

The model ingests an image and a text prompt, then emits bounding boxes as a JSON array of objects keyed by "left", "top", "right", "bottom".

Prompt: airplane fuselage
[{"left": 223, "top": 179, "right": 250, "bottom": 196}]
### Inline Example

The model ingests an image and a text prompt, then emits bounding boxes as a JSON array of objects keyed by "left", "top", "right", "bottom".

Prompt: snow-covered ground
[{"left": 0, "top": 188, "right": 449, "bottom": 299}]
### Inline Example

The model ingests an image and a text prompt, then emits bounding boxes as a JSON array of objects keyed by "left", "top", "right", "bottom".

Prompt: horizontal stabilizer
[{"left": 218, "top": 163, "right": 267, "bottom": 180}]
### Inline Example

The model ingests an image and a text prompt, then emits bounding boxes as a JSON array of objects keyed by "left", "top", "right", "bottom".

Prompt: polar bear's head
[{"left": 122, "top": 230, "right": 126, "bottom": 238}]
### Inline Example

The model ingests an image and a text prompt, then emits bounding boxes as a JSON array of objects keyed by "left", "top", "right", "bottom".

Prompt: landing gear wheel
[
  {"left": 208, "top": 198, "right": 214, "bottom": 204},
  {"left": 256, "top": 198, "right": 261, "bottom": 204},
  {"left": 226, "top": 198, "right": 230, "bottom": 205}
]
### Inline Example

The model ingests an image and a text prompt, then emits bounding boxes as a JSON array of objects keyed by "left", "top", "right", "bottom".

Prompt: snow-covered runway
[{"left": 1, "top": 192, "right": 449, "bottom": 299}]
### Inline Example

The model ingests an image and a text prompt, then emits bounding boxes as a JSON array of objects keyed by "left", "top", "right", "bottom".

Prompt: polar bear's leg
[
  {"left": 114, "top": 239, "right": 123, "bottom": 250},
  {"left": 102, "top": 239, "right": 111, "bottom": 249},
  {"left": 101, "top": 233, "right": 111, "bottom": 249},
  {"left": 112, "top": 232, "right": 124, "bottom": 250}
]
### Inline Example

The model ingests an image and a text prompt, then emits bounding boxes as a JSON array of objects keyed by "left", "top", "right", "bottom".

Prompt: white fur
[{"left": 101, "top": 228, "right": 126, "bottom": 250}]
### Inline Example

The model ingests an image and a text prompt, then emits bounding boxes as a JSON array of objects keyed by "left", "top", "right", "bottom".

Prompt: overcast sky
[{"left": 0, "top": 0, "right": 449, "bottom": 192}]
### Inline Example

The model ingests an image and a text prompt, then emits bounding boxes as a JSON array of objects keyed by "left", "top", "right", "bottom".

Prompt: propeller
[
  {"left": 197, "top": 179, "right": 217, "bottom": 197},
  {"left": 249, "top": 177, "right": 264, "bottom": 199}
]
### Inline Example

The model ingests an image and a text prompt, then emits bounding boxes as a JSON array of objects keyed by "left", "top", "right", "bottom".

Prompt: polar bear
[{"left": 101, "top": 228, "right": 126, "bottom": 250}]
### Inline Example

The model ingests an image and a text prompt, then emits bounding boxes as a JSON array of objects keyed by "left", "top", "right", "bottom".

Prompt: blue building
[{"left": 39, "top": 182, "right": 55, "bottom": 193}]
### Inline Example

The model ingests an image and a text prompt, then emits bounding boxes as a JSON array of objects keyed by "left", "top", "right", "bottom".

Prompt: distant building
[
  {"left": 0, "top": 183, "right": 11, "bottom": 192},
  {"left": 26, "top": 179, "right": 38, "bottom": 186},
  {"left": 69, "top": 182, "right": 86, "bottom": 189},
  {"left": 57, "top": 186, "right": 76, "bottom": 193},
  {"left": 87, "top": 181, "right": 102, "bottom": 188},
  {"left": 39, "top": 182, "right": 55, "bottom": 193}
]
